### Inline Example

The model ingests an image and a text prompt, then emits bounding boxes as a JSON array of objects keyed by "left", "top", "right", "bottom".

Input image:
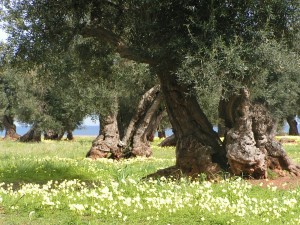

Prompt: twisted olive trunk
[
  {"left": 122, "top": 85, "right": 163, "bottom": 157},
  {"left": 152, "top": 67, "right": 226, "bottom": 178},
  {"left": 222, "top": 89, "right": 300, "bottom": 178},
  {"left": 86, "top": 86, "right": 163, "bottom": 159},
  {"left": 2, "top": 115, "right": 20, "bottom": 140},
  {"left": 86, "top": 111, "right": 121, "bottom": 159}
]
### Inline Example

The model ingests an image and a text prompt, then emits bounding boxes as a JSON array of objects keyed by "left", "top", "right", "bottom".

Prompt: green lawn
[{"left": 0, "top": 137, "right": 300, "bottom": 224}]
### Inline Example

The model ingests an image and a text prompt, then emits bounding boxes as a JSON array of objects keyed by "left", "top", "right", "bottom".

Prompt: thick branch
[{"left": 81, "top": 25, "right": 155, "bottom": 64}]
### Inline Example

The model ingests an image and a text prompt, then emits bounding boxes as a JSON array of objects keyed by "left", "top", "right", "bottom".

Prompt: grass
[{"left": 0, "top": 136, "right": 300, "bottom": 224}]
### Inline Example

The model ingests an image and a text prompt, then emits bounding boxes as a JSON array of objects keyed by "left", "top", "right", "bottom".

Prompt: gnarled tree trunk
[
  {"left": 19, "top": 125, "right": 42, "bottom": 142},
  {"left": 153, "top": 68, "right": 226, "bottom": 178},
  {"left": 122, "top": 85, "right": 163, "bottom": 157},
  {"left": 222, "top": 89, "right": 300, "bottom": 178},
  {"left": 86, "top": 111, "right": 121, "bottom": 159},
  {"left": 286, "top": 115, "right": 299, "bottom": 136},
  {"left": 2, "top": 115, "right": 20, "bottom": 140},
  {"left": 86, "top": 86, "right": 164, "bottom": 159}
]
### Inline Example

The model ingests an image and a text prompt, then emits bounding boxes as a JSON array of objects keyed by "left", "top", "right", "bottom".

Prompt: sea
[
  {"left": 0, "top": 126, "right": 174, "bottom": 137},
  {"left": 0, "top": 126, "right": 100, "bottom": 137},
  {"left": 0, "top": 122, "right": 293, "bottom": 137}
]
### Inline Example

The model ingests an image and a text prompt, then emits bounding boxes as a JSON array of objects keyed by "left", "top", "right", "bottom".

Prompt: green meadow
[{"left": 1, "top": 137, "right": 300, "bottom": 224}]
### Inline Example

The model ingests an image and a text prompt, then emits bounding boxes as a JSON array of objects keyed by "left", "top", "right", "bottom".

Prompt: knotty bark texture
[
  {"left": 86, "top": 111, "right": 122, "bottom": 159},
  {"left": 152, "top": 68, "right": 226, "bottom": 178},
  {"left": 122, "top": 85, "right": 162, "bottom": 157},
  {"left": 222, "top": 89, "right": 300, "bottom": 178},
  {"left": 86, "top": 86, "right": 163, "bottom": 159}
]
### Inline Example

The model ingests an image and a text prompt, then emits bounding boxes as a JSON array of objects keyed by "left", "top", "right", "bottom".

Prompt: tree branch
[{"left": 81, "top": 25, "right": 155, "bottom": 64}]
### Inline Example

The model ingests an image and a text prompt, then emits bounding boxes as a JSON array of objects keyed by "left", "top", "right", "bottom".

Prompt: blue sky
[
  {"left": 0, "top": 29, "right": 8, "bottom": 42},
  {"left": 83, "top": 117, "right": 99, "bottom": 126}
]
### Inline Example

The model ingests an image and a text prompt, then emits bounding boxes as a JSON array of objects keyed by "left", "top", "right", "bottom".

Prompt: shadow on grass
[{"left": 0, "top": 160, "right": 95, "bottom": 184}]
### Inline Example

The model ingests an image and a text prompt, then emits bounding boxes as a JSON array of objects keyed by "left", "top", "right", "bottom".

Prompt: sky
[
  {"left": 0, "top": 29, "right": 8, "bottom": 42},
  {"left": 83, "top": 117, "right": 99, "bottom": 126}
]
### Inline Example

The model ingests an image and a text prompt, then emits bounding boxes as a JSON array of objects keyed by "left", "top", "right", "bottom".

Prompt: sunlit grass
[{"left": 0, "top": 136, "right": 300, "bottom": 224}]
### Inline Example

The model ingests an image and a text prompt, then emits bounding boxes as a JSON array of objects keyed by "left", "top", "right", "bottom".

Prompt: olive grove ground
[{"left": 1, "top": 137, "right": 300, "bottom": 224}]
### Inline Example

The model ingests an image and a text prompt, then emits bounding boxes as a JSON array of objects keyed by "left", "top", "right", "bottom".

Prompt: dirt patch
[
  {"left": 248, "top": 175, "right": 300, "bottom": 190},
  {"left": 279, "top": 138, "right": 298, "bottom": 144}
]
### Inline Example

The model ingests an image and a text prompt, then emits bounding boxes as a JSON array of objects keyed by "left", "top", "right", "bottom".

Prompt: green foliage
[
  {"left": 0, "top": 67, "right": 49, "bottom": 129},
  {"left": 251, "top": 39, "right": 300, "bottom": 118},
  {"left": 1, "top": 0, "right": 300, "bottom": 131}
]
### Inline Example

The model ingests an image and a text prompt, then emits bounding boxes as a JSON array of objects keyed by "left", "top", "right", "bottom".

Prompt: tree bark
[
  {"left": 145, "top": 108, "right": 165, "bottom": 142},
  {"left": 86, "top": 87, "right": 164, "bottom": 159},
  {"left": 223, "top": 89, "right": 300, "bottom": 178},
  {"left": 158, "top": 134, "right": 177, "bottom": 147},
  {"left": 122, "top": 85, "right": 163, "bottom": 157},
  {"left": 66, "top": 130, "right": 74, "bottom": 140},
  {"left": 286, "top": 115, "right": 299, "bottom": 135},
  {"left": 154, "top": 68, "right": 226, "bottom": 178},
  {"left": 86, "top": 111, "right": 122, "bottom": 159},
  {"left": 2, "top": 115, "right": 20, "bottom": 140},
  {"left": 19, "top": 125, "right": 42, "bottom": 142}
]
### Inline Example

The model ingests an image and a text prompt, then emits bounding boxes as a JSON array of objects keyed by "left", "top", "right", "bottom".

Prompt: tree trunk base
[
  {"left": 266, "top": 140, "right": 300, "bottom": 176},
  {"left": 131, "top": 141, "right": 152, "bottom": 157},
  {"left": 3, "top": 133, "right": 20, "bottom": 140},
  {"left": 19, "top": 127, "right": 41, "bottom": 142},
  {"left": 86, "top": 135, "right": 122, "bottom": 159},
  {"left": 224, "top": 90, "right": 300, "bottom": 179},
  {"left": 66, "top": 131, "right": 74, "bottom": 140}
]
